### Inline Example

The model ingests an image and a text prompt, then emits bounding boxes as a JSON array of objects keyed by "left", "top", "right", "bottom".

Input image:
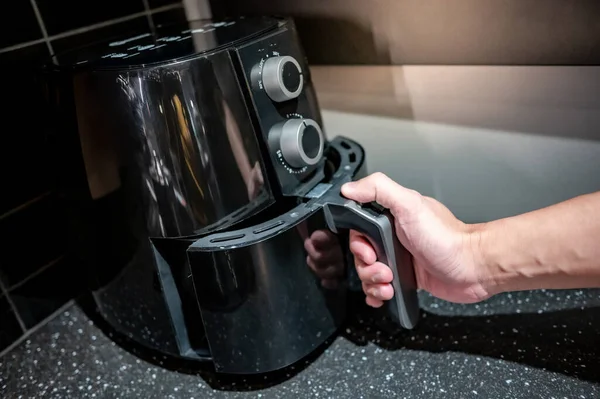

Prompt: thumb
[{"left": 341, "top": 172, "right": 421, "bottom": 215}]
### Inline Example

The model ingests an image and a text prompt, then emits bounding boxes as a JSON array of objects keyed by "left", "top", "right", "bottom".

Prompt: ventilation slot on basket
[
  {"left": 210, "top": 233, "right": 245, "bottom": 243},
  {"left": 340, "top": 141, "right": 351, "bottom": 150},
  {"left": 253, "top": 220, "right": 285, "bottom": 235},
  {"left": 348, "top": 152, "right": 356, "bottom": 163}
]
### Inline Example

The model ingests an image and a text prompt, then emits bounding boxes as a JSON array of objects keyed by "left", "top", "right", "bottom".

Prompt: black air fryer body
[{"left": 46, "top": 17, "right": 419, "bottom": 375}]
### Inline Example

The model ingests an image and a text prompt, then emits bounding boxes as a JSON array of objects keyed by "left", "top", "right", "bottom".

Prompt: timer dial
[
  {"left": 262, "top": 56, "right": 303, "bottom": 102},
  {"left": 270, "top": 118, "right": 324, "bottom": 168}
]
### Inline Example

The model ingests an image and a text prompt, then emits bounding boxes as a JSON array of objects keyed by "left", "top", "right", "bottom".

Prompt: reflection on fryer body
[{"left": 303, "top": 229, "right": 345, "bottom": 290}]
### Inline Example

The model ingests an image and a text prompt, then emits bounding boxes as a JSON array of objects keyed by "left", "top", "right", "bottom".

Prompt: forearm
[{"left": 474, "top": 191, "right": 600, "bottom": 295}]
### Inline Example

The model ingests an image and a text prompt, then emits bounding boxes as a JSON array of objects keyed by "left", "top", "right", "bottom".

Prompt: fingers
[
  {"left": 349, "top": 230, "right": 393, "bottom": 283},
  {"left": 348, "top": 230, "right": 377, "bottom": 264},
  {"left": 362, "top": 282, "right": 394, "bottom": 301},
  {"left": 366, "top": 296, "right": 384, "bottom": 308},
  {"left": 304, "top": 234, "right": 343, "bottom": 266},
  {"left": 321, "top": 279, "right": 339, "bottom": 290},
  {"left": 349, "top": 229, "right": 395, "bottom": 307},
  {"left": 355, "top": 259, "right": 393, "bottom": 284},
  {"left": 305, "top": 230, "right": 344, "bottom": 282},
  {"left": 340, "top": 172, "right": 422, "bottom": 217},
  {"left": 309, "top": 230, "right": 338, "bottom": 250},
  {"left": 357, "top": 258, "right": 394, "bottom": 303},
  {"left": 306, "top": 258, "right": 344, "bottom": 278}
]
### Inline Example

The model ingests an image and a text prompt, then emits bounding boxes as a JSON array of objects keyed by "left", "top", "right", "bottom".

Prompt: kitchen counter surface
[{"left": 1, "top": 288, "right": 599, "bottom": 399}]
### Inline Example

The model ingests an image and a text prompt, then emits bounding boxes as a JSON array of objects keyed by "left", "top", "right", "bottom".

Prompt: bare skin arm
[
  {"left": 340, "top": 173, "right": 600, "bottom": 306},
  {"left": 476, "top": 190, "right": 600, "bottom": 296}
]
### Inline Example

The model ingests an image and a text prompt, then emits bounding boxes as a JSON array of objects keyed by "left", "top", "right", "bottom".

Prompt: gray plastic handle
[{"left": 323, "top": 200, "right": 419, "bottom": 329}]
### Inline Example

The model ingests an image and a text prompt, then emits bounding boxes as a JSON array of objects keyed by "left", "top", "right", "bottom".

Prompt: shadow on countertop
[
  {"left": 347, "top": 304, "right": 600, "bottom": 383},
  {"left": 76, "top": 292, "right": 600, "bottom": 392}
]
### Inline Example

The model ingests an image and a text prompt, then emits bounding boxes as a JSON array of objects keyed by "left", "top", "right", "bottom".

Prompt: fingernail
[
  {"left": 367, "top": 287, "right": 379, "bottom": 297},
  {"left": 371, "top": 273, "right": 384, "bottom": 283},
  {"left": 341, "top": 182, "right": 355, "bottom": 192}
]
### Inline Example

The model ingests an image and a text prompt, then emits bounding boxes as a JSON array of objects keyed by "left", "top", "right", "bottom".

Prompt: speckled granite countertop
[{"left": 1, "top": 289, "right": 599, "bottom": 399}]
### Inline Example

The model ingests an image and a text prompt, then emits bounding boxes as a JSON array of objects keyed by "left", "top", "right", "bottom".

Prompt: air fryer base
[{"left": 83, "top": 136, "right": 367, "bottom": 375}]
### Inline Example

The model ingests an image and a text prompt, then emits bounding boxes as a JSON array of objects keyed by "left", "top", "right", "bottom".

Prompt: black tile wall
[
  {"left": 0, "top": 43, "right": 50, "bottom": 67},
  {"left": 0, "top": 1, "right": 42, "bottom": 48},
  {"left": 148, "top": 0, "right": 179, "bottom": 9},
  {"left": 0, "top": 295, "right": 23, "bottom": 352},
  {"left": 36, "top": 0, "right": 145, "bottom": 36},
  {"left": 10, "top": 257, "right": 82, "bottom": 329},
  {"left": 152, "top": 7, "right": 188, "bottom": 28},
  {"left": 51, "top": 16, "right": 149, "bottom": 58},
  {"left": 0, "top": 47, "right": 52, "bottom": 216},
  {"left": 0, "top": 0, "right": 183, "bottom": 353},
  {"left": 0, "top": 195, "right": 67, "bottom": 288}
]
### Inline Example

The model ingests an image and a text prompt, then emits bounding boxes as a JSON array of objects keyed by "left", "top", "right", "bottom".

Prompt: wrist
[{"left": 465, "top": 221, "right": 506, "bottom": 298}]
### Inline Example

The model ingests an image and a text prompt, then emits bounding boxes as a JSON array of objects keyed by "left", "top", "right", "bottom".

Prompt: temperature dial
[
  {"left": 262, "top": 56, "right": 303, "bottom": 102},
  {"left": 270, "top": 118, "right": 324, "bottom": 168}
]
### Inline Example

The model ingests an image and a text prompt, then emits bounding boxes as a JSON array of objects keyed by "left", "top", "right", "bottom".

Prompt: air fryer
[{"left": 43, "top": 16, "right": 420, "bottom": 375}]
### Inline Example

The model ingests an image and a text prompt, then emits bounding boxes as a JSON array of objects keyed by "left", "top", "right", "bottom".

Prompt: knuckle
[
  {"left": 361, "top": 282, "right": 370, "bottom": 293},
  {"left": 357, "top": 269, "right": 373, "bottom": 284},
  {"left": 355, "top": 266, "right": 368, "bottom": 279},
  {"left": 372, "top": 171, "right": 387, "bottom": 179},
  {"left": 404, "top": 188, "right": 425, "bottom": 211},
  {"left": 371, "top": 172, "right": 389, "bottom": 186}
]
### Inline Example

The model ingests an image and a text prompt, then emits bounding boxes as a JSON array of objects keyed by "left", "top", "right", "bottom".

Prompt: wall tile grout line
[
  {"left": 0, "top": 191, "right": 51, "bottom": 222},
  {"left": 0, "top": 0, "right": 182, "bottom": 356},
  {"left": 151, "top": 3, "right": 184, "bottom": 14},
  {"left": 0, "top": 38, "right": 47, "bottom": 54},
  {"left": 29, "top": 0, "right": 54, "bottom": 57},
  {"left": 141, "top": 0, "right": 157, "bottom": 36},
  {"left": 47, "top": 3, "right": 182, "bottom": 41},
  {"left": 0, "top": 276, "right": 8, "bottom": 299},
  {"left": 6, "top": 254, "right": 66, "bottom": 293},
  {"left": 0, "top": 2, "right": 183, "bottom": 55},
  {"left": 40, "top": 11, "right": 149, "bottom": 44},
  {"left": 0, "top": 299, "right": 75, "bottom": 358},
  {"left": 0, "top": 278, "right": 27, "bottom": 334}
]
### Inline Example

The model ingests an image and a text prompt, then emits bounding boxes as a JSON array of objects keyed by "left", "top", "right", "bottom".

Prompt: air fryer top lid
[{"left": 53, "top": 16, "right": 281, "bottom": 70}]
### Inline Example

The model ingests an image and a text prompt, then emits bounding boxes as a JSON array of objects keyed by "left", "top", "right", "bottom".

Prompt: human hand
[
  {"left": 304, "top": 229, "right": 345, "bottom": 290},
  {"left": 341, "top": 172, "right": 491, "bottom": 307}
]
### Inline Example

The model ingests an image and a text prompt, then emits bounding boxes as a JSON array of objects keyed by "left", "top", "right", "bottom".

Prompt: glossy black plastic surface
[
  {"left": 54, "top": 17, "right": 280, "bottom": 69},
  {"left": 236, "top": 28, "right": 326, "bottom": 197},
  {"left": 49, "top": 33, "right": 276, "bottom": 239},
  {"left": 44, "top": 17, "right": 298, "bottom": 359},
  {"left": 186, "top": 137, "right": 361, "bottom": 373},
  {"left": 46, "top": 17, "right": 393, "bottom": 373},
  {"left": 188, "top": 211, "right": 346, "bottom": 374},
  {"left": 187, "top": 137, "right": 419, "bottom": 373}
]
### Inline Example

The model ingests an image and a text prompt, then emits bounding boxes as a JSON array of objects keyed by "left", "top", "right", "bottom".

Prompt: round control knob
[
  {"left": 276, "top": 118, "right": 324, "bottom": 168},
  {"left": 262, "top": 56, "right": 303, "bottom": 102}
]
